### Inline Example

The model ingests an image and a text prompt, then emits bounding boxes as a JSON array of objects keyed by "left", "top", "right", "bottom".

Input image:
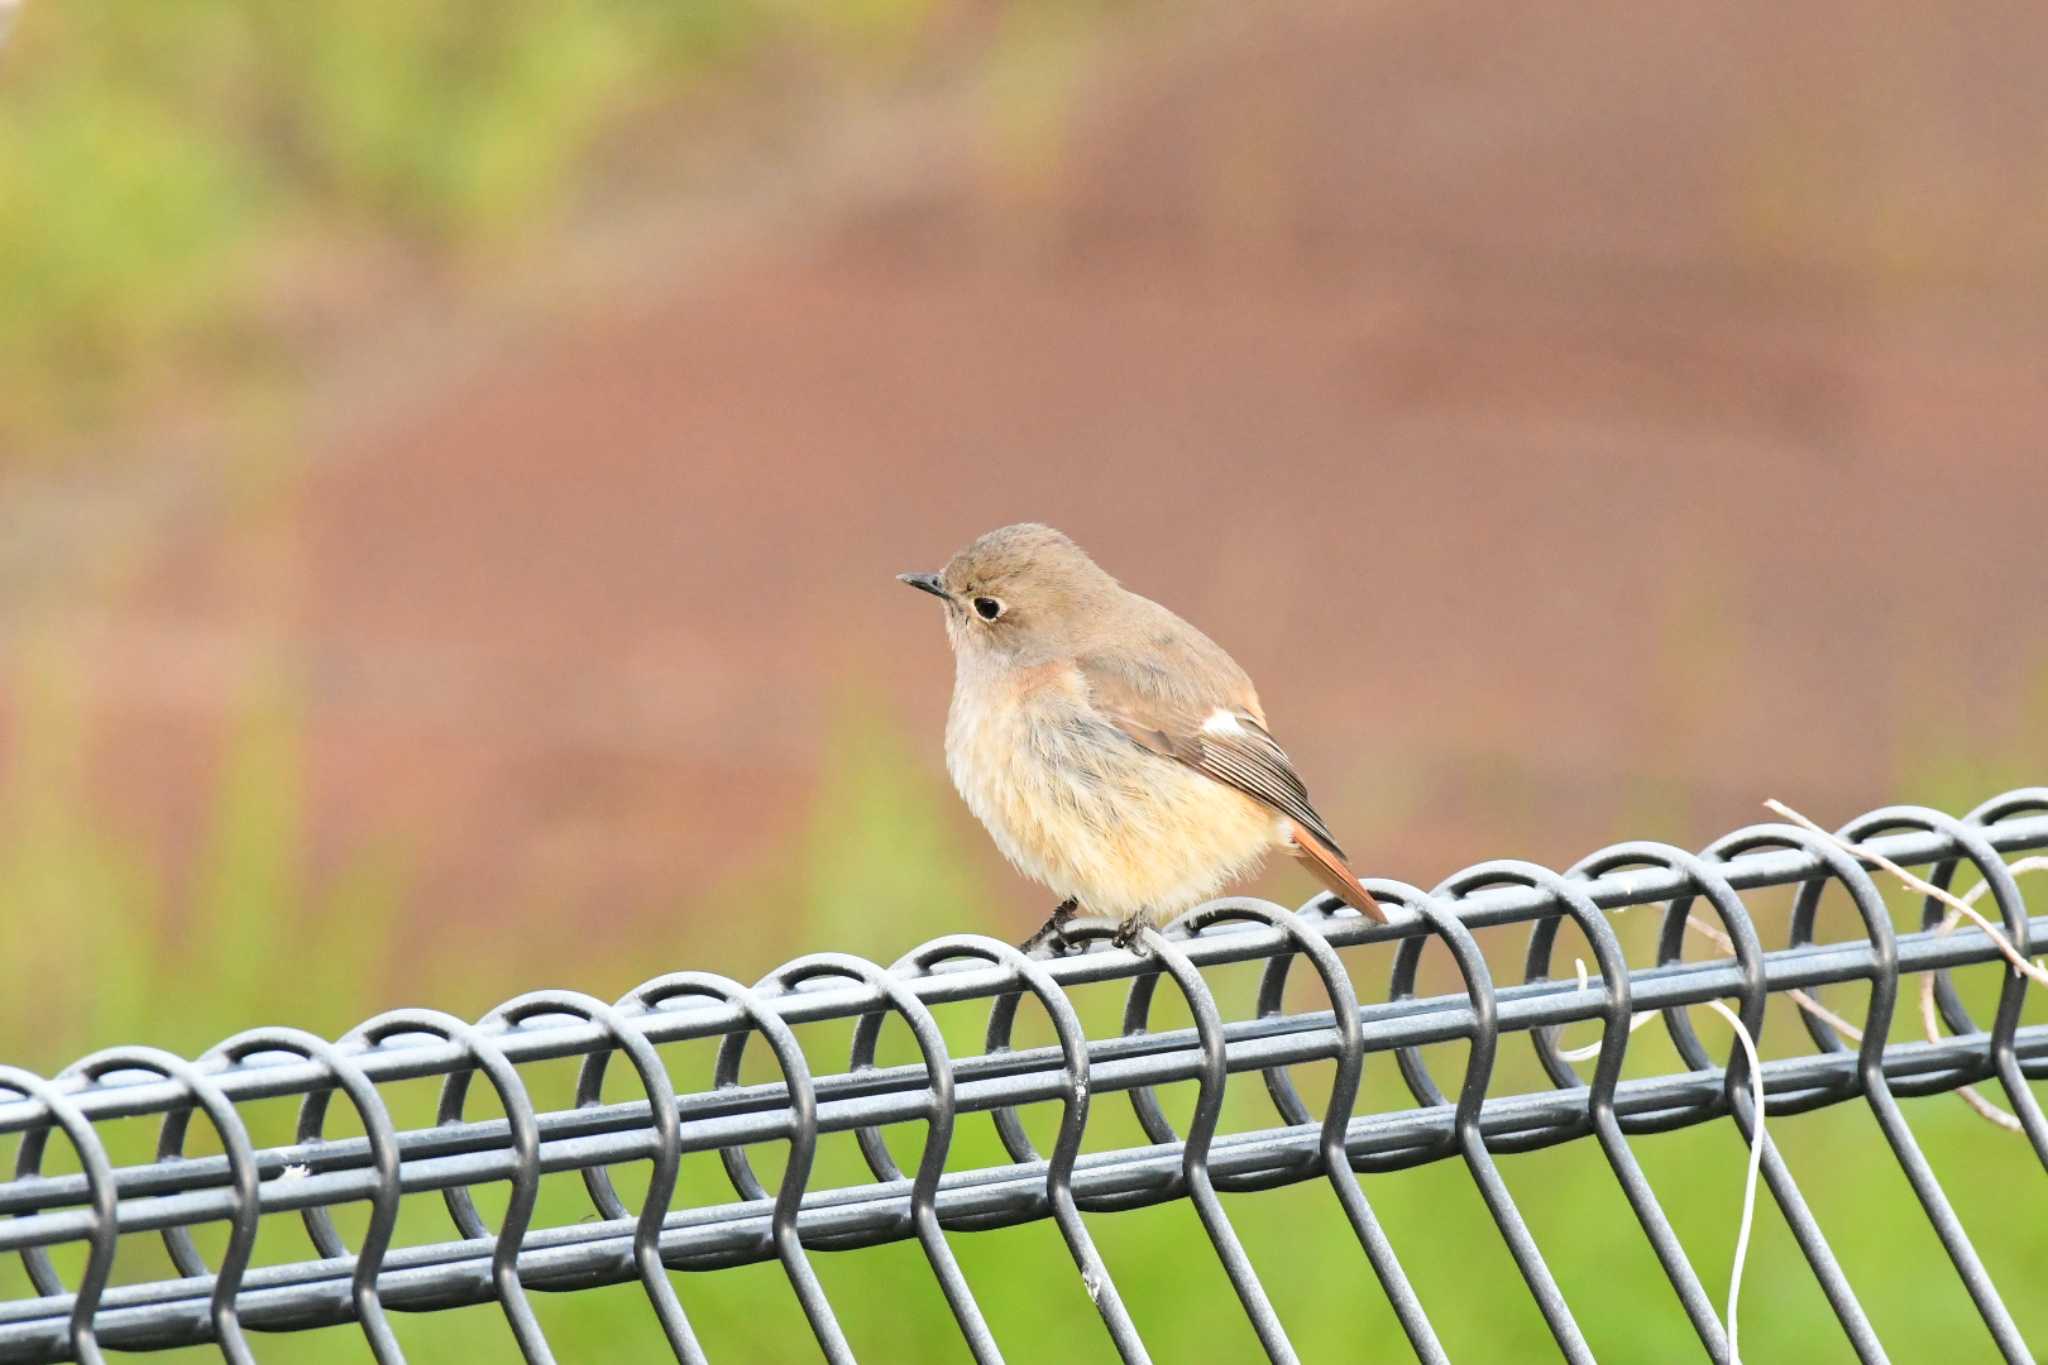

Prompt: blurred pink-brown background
[{"left": 5, "top": 0, "right": 2045, "bottom": 977}]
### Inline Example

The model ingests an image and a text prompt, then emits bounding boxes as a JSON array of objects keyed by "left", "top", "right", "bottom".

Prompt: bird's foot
[
  {"left": 1019, "top": 923, "right": 1073, "bottom": 957},
  {"left": 1020, "top": 898, "right": 1081, "bottom": 957},
  {"left": 1111, "top": 914, "right": 1152, "bottom": 955}
]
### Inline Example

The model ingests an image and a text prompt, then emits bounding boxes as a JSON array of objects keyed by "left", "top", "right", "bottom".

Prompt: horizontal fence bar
[
  {"left": 2, "top": 1025, "right": 2043, "bottom": 1357},
  {"left": 1, "top": 913, "right": 2041, "bottom": 1242},
  {"left": 4, "top": 811, "right": 2042, "bottom": 1140}
]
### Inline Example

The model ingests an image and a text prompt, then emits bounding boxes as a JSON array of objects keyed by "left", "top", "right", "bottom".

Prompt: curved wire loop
[
  {"left": 1387, "top": 877, "right": 1593, "bottom": 1364},
  {"left": 1009, "top": 917, "right": 1169, "bottom": 1218},
  {"left": 1687, "top": 826, "right": 1875, "bottom": 1358},
  {"left": 1251, "top": 901, "right": 1362, "bottom": 1139},
  {"left": 1096, "top": 918, "right": 1297, "bottom": 1364},
  {"left": 736, "top": 951, "right": 1000, "bottom": 1365},
  {"left": 908, "top": 934, "right": 1151, "bottom": 1365},
  {"left": 2, "top": 1066, "right": 118, "bottom": 1365},
  {"left": 1493, "top": 860, "right": 1632, "bottom": 1142},
  {"left": 1518, "top": 853, "right": 1726, "bottom": 1360},
  {"left": 1916, "top": 790, "right": 2048, "bottom": 1039},
  {"left": 1209, "top": 897, "right": 1449, "bottom": 1364},
  {"left": 45, "top": 1048, "right": 259, "bottom": 1365},
  {"left": 1800, "top": 811, "right": 2031, "bottom": 1359},
  {"left": 1631, "top": 830, "right": 1889, "bottom": 1354},
  {"left": 214, "top": 1026, "right": 406, "bottom": 1364},
  {"left": 461, "top": 991, "right": 699, "bottom": 1365},
  {"left": 1616, "top": 840, "right": 1885, "bottom": 1351},
  {"left": 1627, "top": 844, "right": 1768, "bottom": 1132},
  {"left": 620, "top": 971, "right": 849, "bottom": 1365},
  {"left": 1381, "top": 884, "right": 1491, "bottom": 1155},
  {"left": 349, "top": 1009, "right": 553, "bottom": 1364},
  {"left": 1899, "top": 792, "right": 2048, "bottom": 1170}
]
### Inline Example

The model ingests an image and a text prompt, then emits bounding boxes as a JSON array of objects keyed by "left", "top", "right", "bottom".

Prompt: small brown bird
[{"left": 900, "top": 523, "right": 1386, "bottom": 953}]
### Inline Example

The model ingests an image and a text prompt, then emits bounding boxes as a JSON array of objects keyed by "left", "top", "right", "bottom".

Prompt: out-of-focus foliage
[{"left": 0, "top": 0, "right": 942, "bottom": 447}]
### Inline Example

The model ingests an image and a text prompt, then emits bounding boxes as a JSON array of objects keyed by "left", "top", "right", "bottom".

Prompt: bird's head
[{"left": 898, "top": 522, "right": 1118, "bottom": 664}]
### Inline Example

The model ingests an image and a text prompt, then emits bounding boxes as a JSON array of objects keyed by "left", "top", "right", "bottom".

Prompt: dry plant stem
[
  {"left": 1553, "top": 802, "right": 2034, "bottom": 1317},
  {"left": 1676, "top": 915, "right": 2010, "bottom": 1131},
  {"left": 1764, "top": 799, "right": 2048, "bottom": 988},
  {"left": 1557, "top": 1011, "right": 1652, "bottom": 1060},
  {"left": 1555, "top": 912, "right": 1853, "bottom": 1063},
  {"left": 1910, "top": 855, "right": 2048, "bottom": 1133},
  {"left": 1767, "top": 799, "right": 2048, "bottom": 1134},
  {"left": 1682, "top": 915, "right": 1864, "bottom": 1041},
  {"left": 1558, "top": 842, "right": 2046, "bottom": 1135}
]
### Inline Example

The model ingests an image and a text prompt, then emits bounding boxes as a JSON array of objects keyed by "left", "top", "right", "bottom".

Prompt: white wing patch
[{"left": 1200, "top": 709, "right": 1245, "bottom": 737}]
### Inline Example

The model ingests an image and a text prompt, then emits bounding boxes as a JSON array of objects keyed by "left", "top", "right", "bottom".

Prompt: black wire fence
[{"left": 1, "top": 789, "right": 2044, "bottom": 1363}]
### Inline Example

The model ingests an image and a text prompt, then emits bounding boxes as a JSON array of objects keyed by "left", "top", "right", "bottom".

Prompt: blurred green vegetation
[
  {"left": 1, "top": 650, "right": 2043, "bottom": 1360},
  {"left": 0, "top": 0, "right": 959, "bottom": 448}
]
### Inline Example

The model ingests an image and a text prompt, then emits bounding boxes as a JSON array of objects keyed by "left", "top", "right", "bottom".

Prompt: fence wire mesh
[{"left": 1, "top": 788, "right": 2045, "bottom": 1363}]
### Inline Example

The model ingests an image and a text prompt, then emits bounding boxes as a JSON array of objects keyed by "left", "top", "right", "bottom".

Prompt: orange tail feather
[{"left": 1288, "top": 826, "right": 1389, "bottom": 923}]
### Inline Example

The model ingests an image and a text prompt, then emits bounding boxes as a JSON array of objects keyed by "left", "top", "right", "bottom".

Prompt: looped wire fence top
[{"left": 1, "top": 788, "right": 2045, "bottom": 1363}]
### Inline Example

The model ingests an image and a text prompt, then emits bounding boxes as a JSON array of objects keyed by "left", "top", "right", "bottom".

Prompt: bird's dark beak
[{"left": 897, "top": 571, "right": 949, "bottom": 600}]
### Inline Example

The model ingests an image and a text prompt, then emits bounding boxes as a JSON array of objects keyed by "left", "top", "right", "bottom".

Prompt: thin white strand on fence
[{"left": 1705, "top": 999, "right": 1766, "bottom": 1365}]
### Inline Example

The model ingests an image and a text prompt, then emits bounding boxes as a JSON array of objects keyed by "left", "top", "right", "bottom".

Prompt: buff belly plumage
[{"left": 946, "top": 668, "right": 1279, "bottom": 923}]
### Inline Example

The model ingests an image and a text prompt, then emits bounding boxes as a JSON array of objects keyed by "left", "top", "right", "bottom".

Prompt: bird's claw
[
  {"left": 1020, "top": 924, "right": 1075, "bottom": 958},
  {"left": 1111, "top": 915, "right": 1150, "bottom": 955},
  {"left": 1020, "top": 898, "right": 1081, "bottom": 957}
]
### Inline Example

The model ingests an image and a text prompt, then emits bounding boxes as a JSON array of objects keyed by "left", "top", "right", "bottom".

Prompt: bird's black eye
[{"left": 973, "top": 596, "right": 1003, "bottom": 621}]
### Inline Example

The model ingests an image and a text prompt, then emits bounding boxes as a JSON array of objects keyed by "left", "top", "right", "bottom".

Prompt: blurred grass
[
  {"left": 0, "top": 661, "right": 2043, "bottom": 1357},
  {"left": 0, "top": 0, "right": 958, "bottom": 450}
]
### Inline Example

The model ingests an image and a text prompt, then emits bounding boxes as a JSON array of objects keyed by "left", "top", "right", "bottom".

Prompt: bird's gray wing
[{"left": 1075, "top": 649, "right": 1348, "bottom": 859}]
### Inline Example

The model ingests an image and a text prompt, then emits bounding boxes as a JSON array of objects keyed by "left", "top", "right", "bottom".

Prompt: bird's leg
[
  {"left": 1020, "top": 898, "right": 1081, "bottom": 956},
  {"left": 1111, "top": 913, "right": 1151, "bottom": 955}
]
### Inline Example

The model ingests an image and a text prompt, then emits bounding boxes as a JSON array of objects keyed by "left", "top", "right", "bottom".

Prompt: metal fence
[{"left": 2, "top": 788, "right": 2045, "bottom": 1363}]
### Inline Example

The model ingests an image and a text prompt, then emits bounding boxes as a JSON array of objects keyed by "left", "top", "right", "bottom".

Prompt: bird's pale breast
[{"left": 945, "top": 662, "right": 1278, "bottom": 922}]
